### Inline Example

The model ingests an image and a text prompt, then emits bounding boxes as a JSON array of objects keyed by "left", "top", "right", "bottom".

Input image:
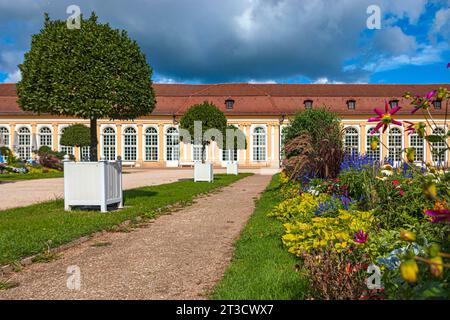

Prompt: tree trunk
[
  {"left": 202, "top": 143, "right": 206, "bottom": 164},
  {"left": 90, "top": 118, "right": 98, "bottom": 162}
]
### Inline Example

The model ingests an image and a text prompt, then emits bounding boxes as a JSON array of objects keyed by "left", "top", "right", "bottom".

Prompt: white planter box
[
  {"left": 226, "top": 162, "right": 238, "bottom": 175},
  {"left": 63, "top": 159, "right": 123, "bottom": 212},
  {"left": 194, "top": 162, "right": 214, "bottom": 182}
]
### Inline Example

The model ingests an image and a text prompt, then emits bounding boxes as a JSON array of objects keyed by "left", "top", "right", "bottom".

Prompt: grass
[
  {"left": 0, "top": 171, "right": 64, "bottom": 182},
  {"left": 0, "top": 173, "right": 251, "bottom": 266},
  {"left": 211, "top": 174, "right": 309, "bottom": 300}
]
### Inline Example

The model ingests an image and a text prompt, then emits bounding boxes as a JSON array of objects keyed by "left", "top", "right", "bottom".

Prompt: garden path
[
  {"left": 0, "top": 174, "right": 272, "bottom": 299},
  {"left": 0, "top": 168, "right": 267, "bottom": 210}
]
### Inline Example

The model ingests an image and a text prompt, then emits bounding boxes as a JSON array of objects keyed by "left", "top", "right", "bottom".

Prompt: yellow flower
[
  {"left": 400, "top": 259, "right": 419, "bottom": 283},
  {"left": 429, "top": 256, "right": 444, "bottom": 278},
  {"left": 400, "top": 230, "right": 416, "bottom": 242},
  {"left": 424, "top": 184, "right": 437, "bottom": 199}
]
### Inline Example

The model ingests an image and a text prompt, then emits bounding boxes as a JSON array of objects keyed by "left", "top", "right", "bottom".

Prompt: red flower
[
  {"left": 392, "top": 180, "right": 399, "bottom": 186},
  {"left": 368, "top": 100, "right": 402, "bottom": 134},
  {"left": 399, "top": 189, "right": 405, "bottom": 197}
]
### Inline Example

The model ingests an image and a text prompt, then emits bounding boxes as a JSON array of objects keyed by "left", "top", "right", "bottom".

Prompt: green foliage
[
  {"left": 60, "top": 124, "right": 90, "bottom": 147},
  {"left": 17, "top": 12, "right": 156, "bottom": 160},
  {"left": 38, "top": 146, "right": 52, "bottom": 154},
  {"left": 283, "top": 108, "right": 343, "bottom": 178},
  {"left": 180, "top": 101, "right": 227, "bottom": 162}
]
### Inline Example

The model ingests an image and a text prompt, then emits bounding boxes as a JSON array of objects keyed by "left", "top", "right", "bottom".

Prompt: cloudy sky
[{"left": 0, "top": 0, "right": 449, "bottom": 84}]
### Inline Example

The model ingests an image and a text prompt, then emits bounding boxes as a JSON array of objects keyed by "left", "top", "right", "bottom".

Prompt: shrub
[
  {"left": 38, "top": 145, "right": 52, "bottom": 154},
  {"left": 283, "top": 108, "right": 343, "bottom": 179},
  {"left": 302, "top": 246, "right": 372, "bottom": 300},
  {"left": 282, "top": 209, "right": 374, "bottom": 255},
  {"left": 60, "top": 124, "right": 90, "bottom": 148},
  {"left": 268, "top": 192, "right": 327, "bottom": 222}
]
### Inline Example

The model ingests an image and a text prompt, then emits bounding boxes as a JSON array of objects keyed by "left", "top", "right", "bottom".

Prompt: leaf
[{"left": 425, "top": 135, "right": 445, "bottom": 143}]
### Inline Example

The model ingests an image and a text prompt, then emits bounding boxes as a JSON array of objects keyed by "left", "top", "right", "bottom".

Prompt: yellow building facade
[{"left": 0, "top": 83, "right": 449, "bottom": 168}]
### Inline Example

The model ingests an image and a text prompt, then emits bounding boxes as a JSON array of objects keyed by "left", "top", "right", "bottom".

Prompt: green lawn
[
  {"left": 0, "top": 173, "right": 251, "bottom": 266},
  {"left": 0, "top": 171, "right": 64, "bottom": 182},
  {"left": 211, "top": 174, "right": 309, "bottom": 300}
]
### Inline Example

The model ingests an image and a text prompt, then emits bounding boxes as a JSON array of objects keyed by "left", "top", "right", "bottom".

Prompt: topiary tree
[
  {"left": 283, "top": 107, "right": 343, "bottom": 179},
  {"left": 180, "top": 101, "right": 227, "bottom": 163},
  {"left": 223, "top": 124, "right": 247, "bottom": 161},
  {"left": 17, "top": 12, "right": 156, "bottom": 161},
  {"left": 60, "top": 124, "right": 90, "bottom": 148}
]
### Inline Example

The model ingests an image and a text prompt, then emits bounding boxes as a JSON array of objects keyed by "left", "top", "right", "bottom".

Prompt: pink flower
[
  {"left": 354, "top": 230, "right": 369, "bottom": 243},
  {"left": 447, "top": 62, "right": 450, "bottom": 68},
  {"left": 411, "top": 90, "right": 436, "bottom": 114},
  {"left": 425, "top": 209, "right": 450, "bottom": 223},
  {"left": 368, "top": 100, "right": 402, "bottom": 134}
]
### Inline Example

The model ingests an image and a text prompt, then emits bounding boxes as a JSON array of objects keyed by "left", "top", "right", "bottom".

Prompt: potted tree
[
  {"left": 224, "top": 125, "right": 247, "bottom": 175},
  {"left": 17, "top": 13, "right": 156, "bottom": 212},
  {"left": 180, "top": 101, "right": 227, "bottom": 182},
  {"left": 60, "top": 124, "right": 91, "bottom": 161}
]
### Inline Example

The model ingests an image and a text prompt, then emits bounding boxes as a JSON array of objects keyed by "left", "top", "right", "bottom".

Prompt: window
[
  {"left": 102, "top": 127, "right": 116, "bottom": 160},
  {"left": 192, "top": 145, "right": 204, "bottom": 162},
  {"left": 145, "top": 127, "right": 158, "bottom": 161},
  {"left": 434, "top": 100, "right": 442, "bottom": 109},
  {"left": 0, "top": 127, "right": 9, "bottom": 147},
  {"left": 60, "top": 127, "right": 74, "bottom": 156},
  {"left": 366, "top": 128, "right": 381, "bottom": 161},
  {"left": 165, "top": 127, "right": 179, "bottom": 161},
  {"left": 17, "top": 127, "right": 31, "bottom": 160},
  {"left": 304, "top": 100, "right": 313, "bottom": 109},
  {"left": 409, "top": 133, "right": 424, "bottom": 163},
  {"left": 80, "top": 146, "right": 90, "bottom": 161},
  {"left": 252, "top": 127, "right": 266, "bottom": 161},
  {"left": 431, "top": 127, "right": 446, "bottom": 163},
  {"left": 225, "top": 99, "right": 235, "bottom": 110},
  {"left": 347, "top": 100, "right": 356, "bottom": 110},
  {"left": 389, "top": 100, "right": 399, "bottom": 108},
  {"left": 123, "top": 127, "right": 137, "bottom": 161},
  {"left": 39, "top": 127, "right": 52, "bottom": 147},
  {"left": 222, "top": 149, "right": 238, "bottom": 162},
  {"left": 343, "top": 127, "right": 359, "bottom": 154},
  {"left": 388, "top": 127, "right": 402, "bottom": 164}
]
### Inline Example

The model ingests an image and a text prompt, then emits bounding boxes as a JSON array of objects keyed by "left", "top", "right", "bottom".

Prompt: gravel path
[
  {"left": 0, "top": 174, "right": 272, "bottom": 300},
  {"left": 0, "top": 168, "right": 271, "bottom": 211}
]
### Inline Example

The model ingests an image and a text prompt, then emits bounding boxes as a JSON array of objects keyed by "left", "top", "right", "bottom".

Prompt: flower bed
[{"left": 273, "top": 85, "right": 450, "bottom": 300}]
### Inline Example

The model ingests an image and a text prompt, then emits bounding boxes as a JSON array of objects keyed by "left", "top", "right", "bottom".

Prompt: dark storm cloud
[{"left": 0, "top": 0, "right": 446, "bottom": 83}]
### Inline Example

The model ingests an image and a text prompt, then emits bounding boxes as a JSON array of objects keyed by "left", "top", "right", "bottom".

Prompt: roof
[{"left": 1, "top": 83, "right": 449, "bottom": 117}]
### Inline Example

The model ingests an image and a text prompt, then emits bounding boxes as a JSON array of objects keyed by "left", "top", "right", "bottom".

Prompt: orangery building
[{"left": 0, "top": 83, "right": 449, "bottom": 168}]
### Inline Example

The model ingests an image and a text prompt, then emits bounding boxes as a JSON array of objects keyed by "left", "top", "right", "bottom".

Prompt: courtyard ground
[
  {"left": 0, "top": 167, "right": 274, "bottom": 210},
  {"left": 0, "top": 174, "right": 272, "bottom": 299}
]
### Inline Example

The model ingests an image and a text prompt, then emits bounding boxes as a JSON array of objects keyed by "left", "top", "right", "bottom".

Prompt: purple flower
[
  {"left": 447, "top": 62, "right": 450, "bottom": 68},
  {"left": 425, "top": 209, "right": 450, "bottom": 223},
  {"left": 354, "top": 230, "right": 369, "bottom": 243},
  {"left": 411, "top": 90, "right": 436, "bottom": 114}
]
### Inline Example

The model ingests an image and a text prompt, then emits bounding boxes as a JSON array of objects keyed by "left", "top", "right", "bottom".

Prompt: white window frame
[
  {"left": 366, "top": 127, "right": 381, "bottom": 161},
  {"left": 251, "top": 125, "right": 267, "bottom": 162},
  {"left": 343, "top": 126, "right": 360, "bottom": 155},
  {"left": 122, "top": 126, "right": 137, "bottom": 161},
  {"left": 101, "top": 126, "right": 117, "bottom": 161},
  {"left": 192, "top": 144, "right": 208, "bottom": 162},
  {"left": 388, "top": 127, "right": 403, "bottom": 165},
  {"left": 17, "top": 126, "right": 32, "bottom": 160},
  {"left": 144, "top": 125, "right": 159, "bottom": 162},
  {"left": 165, "top": 126, "right": 179, "bottom": 162},
  {"left": 409, "top": 133, "right": 425, "bottom": 163},
  {"left": 431, "top": 126, "right": 447, "bottom": 164},
  {"left": 0, "top": 126, "right": 10, "bottom": 148},
  {"left": 38, "top": 126, "right": 53, "bottom": 149}
]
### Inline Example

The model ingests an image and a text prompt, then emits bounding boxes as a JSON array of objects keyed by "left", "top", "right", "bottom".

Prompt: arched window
[
  {"left": 39, "top": 127, "right": 52, "bottom": 147},
  {"left": 431, "top": 127, "right": 446, "bottom": 163},
  {"left": 366, "top": 128, "right": 381, "bottom": 161},
  {"left": 80, "top": 146, "right": 90, "bottom": 162},
  {"left": 252, "top": 127, "right": 266, "bottom": 161},
  {"left": 59, "top": 127, "right": 74, "bottom": 156},
  {"left": 102, "top": 127, "right": 116, "bottom": 160},
  {"left": 409, "top": 133, "right": 424, "bottom": 163},
  {"left": 145, "top": 127, "right": 158, "bottom": 161},
  {"left": 0, "top": 127, "right": 9, "bottom": 147},
  {"left": 123, "top": 127, "right": 137, "bottom": 161},
  {"left": 388, "top": 127, "right": 402, "bottom": 164},
  {"left": 165, "top": 127, "right": 179, "bottom": 161},
  {"left": 343, "top": 127, "right": 359, "bottom": 155},
  {"left": 17, "top": 127, "right": 31, "bottom": 160}
]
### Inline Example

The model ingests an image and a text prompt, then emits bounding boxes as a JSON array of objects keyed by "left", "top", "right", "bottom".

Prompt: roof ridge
[{"left": 247, "top": 83, "right": 282, "bottom": 115}]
